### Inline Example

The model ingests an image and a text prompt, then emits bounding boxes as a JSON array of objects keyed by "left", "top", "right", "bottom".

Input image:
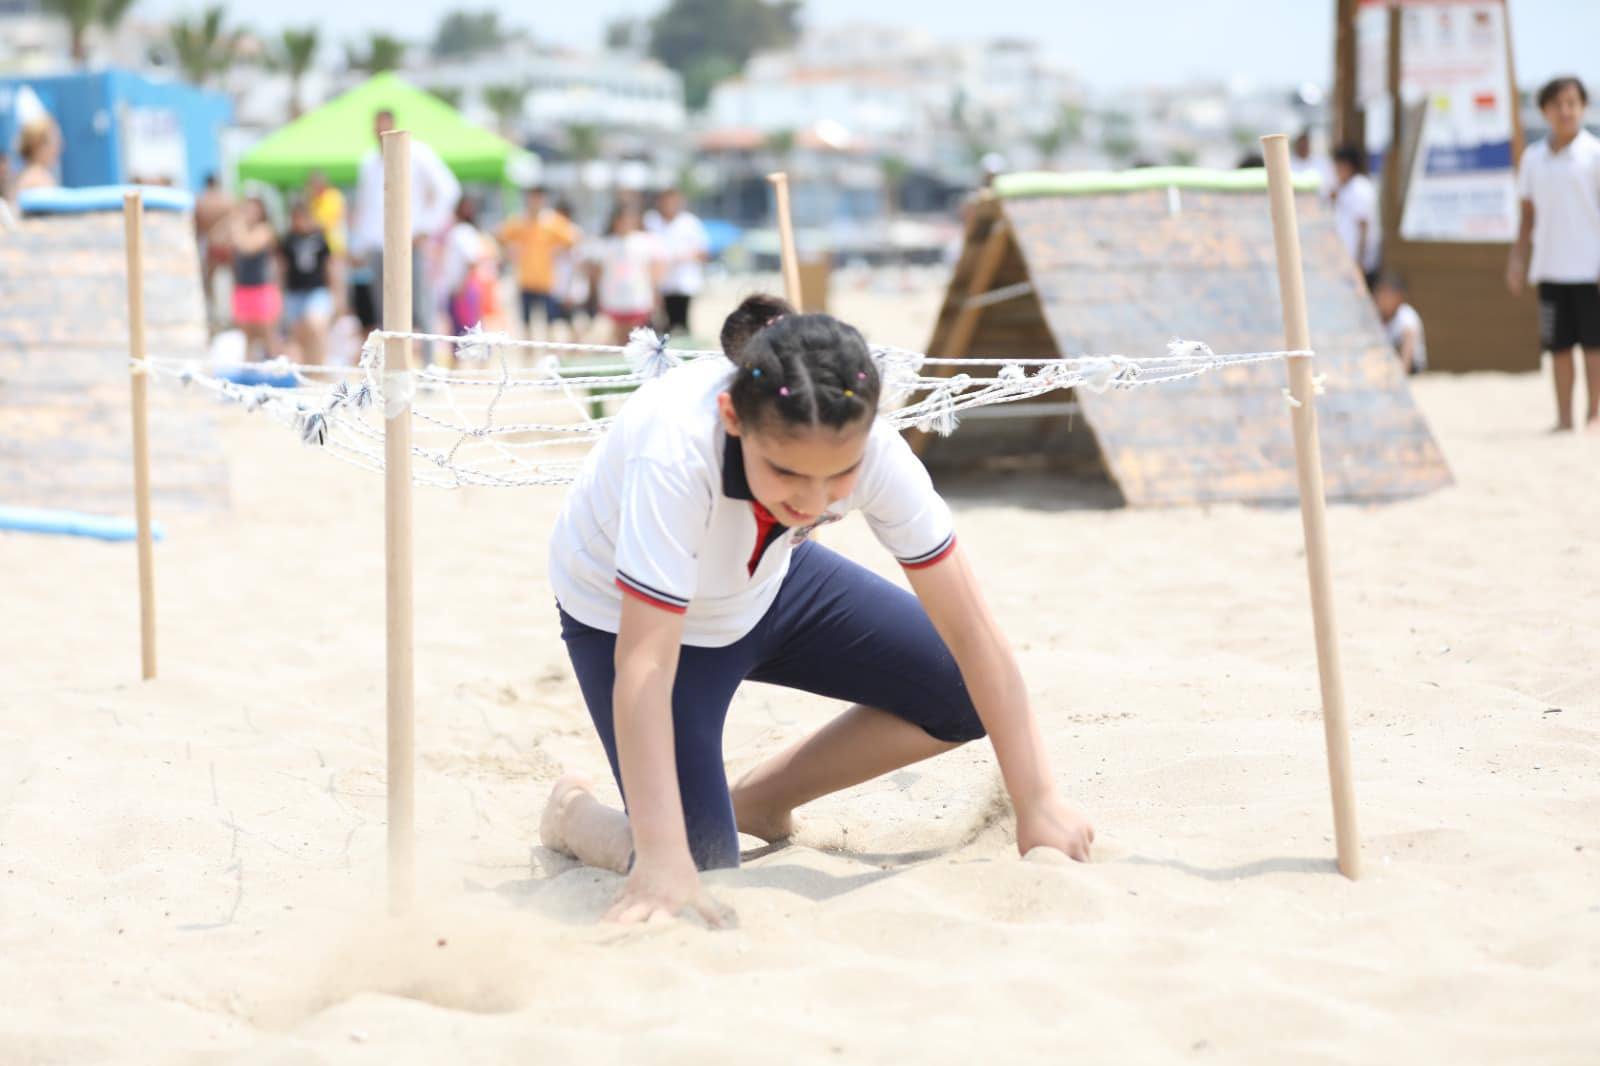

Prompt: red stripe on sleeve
[
  {"left": 900, "top": 536, "right": 958, "bottom": 571},
  {"left": 615, "top": 578, "right": 689, "bottom": 614}
]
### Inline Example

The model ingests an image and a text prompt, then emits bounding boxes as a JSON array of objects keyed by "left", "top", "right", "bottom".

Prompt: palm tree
[
  {"left": 271, "top": 26, "right": 319, "bottom": 119},
  {"left": 481, "top": 82, "right": 527, "bottom": 137},
  {"left": 42, "top": 0, "right": 137, "bottom": 66},
  {"left": 345, "top": 32, "right": 406, "bottom": 76},
  {"left": 168, "top": 6, "right": 241, "bottom": 87}
]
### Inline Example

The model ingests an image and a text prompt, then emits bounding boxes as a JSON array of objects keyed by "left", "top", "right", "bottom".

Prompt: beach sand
[{"left": 2, "top": 281, "right": 1597, "bottom": 1064}]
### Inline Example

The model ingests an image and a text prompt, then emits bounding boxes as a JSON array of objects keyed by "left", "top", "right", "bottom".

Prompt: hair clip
[
  {"left": 779, "top": 386, "right": 789, "bottom": 396},
  {"left": 844, "top": 389, "right": 854, "bottom": 397},
  {"left": 857, "top": 372, "right": 867, "bottom": 380},
  {"left": 752, "top": 368, "right": 762, "bottom": 377}
]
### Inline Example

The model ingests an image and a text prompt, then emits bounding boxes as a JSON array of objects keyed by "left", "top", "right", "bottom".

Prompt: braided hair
[{"left": 720, "top": 295, "right": 881, "bottom": 435}]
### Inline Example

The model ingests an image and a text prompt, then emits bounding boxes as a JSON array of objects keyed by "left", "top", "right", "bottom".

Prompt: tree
[
  {"left": 168, "top": 6, "right": 242, "bottom": 87},
  {"left": 647, "top": 0, "right": 801, "bottom": 110},
  {"left": 270, "top": 26, "right": 319, "bottom": 118},
  {"left": 765, "top": 127, "right": 796, "bottom": 164},
  {"left": 431, "top": 10, "right": 503, "bottom": 59},
  {"left": 683, "top": 55, "right": 740, "bottom": 114},
  {"left": 481, "top": 82, "right": 527, "bottom": 136},
  {"left": 880, "top": 154, "right": 907, "bottom": 218},
  {"left": 346, "top": 32, "right": 407, "bottom": 75},
  {"left": 1031, "top": 102, "right": 1084, "bottom": 166},
  {"left": 603, "top": 17, "right": 642, "bottom": 52},
  {"left": 42, "top": 0, "right": 138, "bottom": 66},
  {"left": 425, "top": 84, "right": 464, "bottom": 109},
  {"left": 566, "top": 123, "right": 600, "bottom": 164}
]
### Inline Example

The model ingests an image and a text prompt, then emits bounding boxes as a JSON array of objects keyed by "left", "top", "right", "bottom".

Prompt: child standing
[
  {"left": 1332, "top": 145, "right": 1380, "bottom": 289},
  {"left": 1508, "top": 76, "right": 1600, "bottom": 431},
  {"left": 280, "top": 202, "right": 334, "bottom": 365},
  {"left": 539, "top": 295, "right": 1095, "bottom": 925},
  {"left": 227, "top": 197, "right": 282, "bottom": 361},
  {"left": 587, "top": 204, "right": 664, "bottom": 346}
]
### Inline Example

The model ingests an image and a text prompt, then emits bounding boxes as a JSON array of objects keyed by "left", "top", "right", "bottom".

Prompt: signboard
[
  {"left": 120, "top": 105, "right": 189, "bottom": 189},
  {"left": 1396, "top": 2, "right": 1518, "bottom": 242}
]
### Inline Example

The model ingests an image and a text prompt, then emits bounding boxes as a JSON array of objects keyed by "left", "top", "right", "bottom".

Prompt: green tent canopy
[{"left": 237, "top": 72, "right": 532, "bottom": 187}]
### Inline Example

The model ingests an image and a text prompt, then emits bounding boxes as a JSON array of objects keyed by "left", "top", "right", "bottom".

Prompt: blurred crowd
[{"left": 192, "top": 108, "right": 712, "bottom": 366}]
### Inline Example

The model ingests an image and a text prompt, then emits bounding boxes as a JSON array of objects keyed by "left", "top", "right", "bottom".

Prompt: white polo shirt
[
  {"left": 1334, "top": 173, "right": 1380, "bottom": 274},
  {"left": 549, "top": 357, "right": 957, "bottom": 647},
  {"left": 1516, "top": 129, "right": 1600, "bottom": 284},
  {"left": 1385, "top": 302, "right": 1427, "bottom": 372}
]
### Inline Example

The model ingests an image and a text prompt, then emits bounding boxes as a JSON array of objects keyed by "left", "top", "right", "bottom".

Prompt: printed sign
[
  {"left": 121, "top": 105, "right": 189, "bottom": 189},
  {"left": 1396, "top": 2, "right": 1518, "bottom": 242}
]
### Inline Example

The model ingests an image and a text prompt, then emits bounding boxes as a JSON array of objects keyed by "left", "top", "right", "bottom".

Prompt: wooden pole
[
  {"left": 123, "top": 192, "right": 157, "bottom": 682},
  {"left": 766, "top": 171, "right": 803, "bottom": 309},
  {"left": 906, "top": 206, "right": 1011, "bottom": 456},
  {"left": 1333, "top": 0, "right": 1361, "bottom": 149},
  {"left": 1262, "top": 134, "right": 1360, "bottom": 881},
  {"left": 382, "top": 130, "right": 417, "bottom": 912},
  {"left": 1381, "top": 3, "right": 1404, "bottom": 268}
]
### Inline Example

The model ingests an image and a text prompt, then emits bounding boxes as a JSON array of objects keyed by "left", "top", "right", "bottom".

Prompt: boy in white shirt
[
  {"left": 1507, "top": 76, "right": 1600, "bottom": 431},
  {"left": 1332, "top": 145, "right": 1381, "bottom": 289},
  {"left": 1374, "top": 274, "right": 1426, "bottom": 374}
]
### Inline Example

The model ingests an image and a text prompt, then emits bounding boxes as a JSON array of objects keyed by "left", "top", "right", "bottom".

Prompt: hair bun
[{"left": 720, "top": 293, "right": 796, "bottom": 361}]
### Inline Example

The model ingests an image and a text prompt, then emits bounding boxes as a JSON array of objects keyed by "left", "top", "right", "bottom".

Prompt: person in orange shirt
[{"left": 498, "top": 186, "right": 580, "bottom": 339}]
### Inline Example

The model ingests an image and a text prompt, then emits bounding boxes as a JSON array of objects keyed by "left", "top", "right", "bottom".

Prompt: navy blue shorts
[{"left": 558, "top": 540, "right": 985, "bottom": 870}]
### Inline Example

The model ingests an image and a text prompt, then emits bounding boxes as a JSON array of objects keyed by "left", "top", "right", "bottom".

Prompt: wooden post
[
  {"left": 123, "top": 192, "right": 157, "bottom": 682},
  {"left": 766, "top": 171, "right": 803, "bottom": 308},
  {"left": 382, "top": 130, "right": 417, "bottom": 912},
  {"left": 1262, "top": 134, "right": 1361, "bottom": 881},
  {"left": 906, "top": 206, "right": 1011, "bottom": 455}
]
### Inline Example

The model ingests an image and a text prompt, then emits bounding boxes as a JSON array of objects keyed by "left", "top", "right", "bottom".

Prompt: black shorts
[
  {"left": 662, "top": 292, "right": 692, "bottom": 333},
  {"left": 351, "top": 282, "right": 378, "bottom": 330},
  {"left": 1536, "top": 282, "right": 1600, "bottom": 351}
]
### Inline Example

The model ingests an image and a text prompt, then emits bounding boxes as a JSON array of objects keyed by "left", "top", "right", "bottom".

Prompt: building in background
[{"left": 0, "top": 69, "right": 231, "bottom": 190}]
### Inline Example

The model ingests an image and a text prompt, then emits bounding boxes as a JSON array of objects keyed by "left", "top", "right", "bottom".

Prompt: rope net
[{"left": 133, "top": 326, "right": 1314, "bottom": 490}]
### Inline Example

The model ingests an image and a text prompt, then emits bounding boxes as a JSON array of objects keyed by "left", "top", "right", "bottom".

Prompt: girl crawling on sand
[{"left": 540, "top": 295, "right": 1094, "bottom": 924}]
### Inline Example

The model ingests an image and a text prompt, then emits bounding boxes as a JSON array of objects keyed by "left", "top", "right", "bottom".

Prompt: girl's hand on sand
[
  {"left": 605, "top": 854, "right": 730, "bottom": 928},
  {"left": 1015, "top": 794, "right": 1095, "bottom": 862}
]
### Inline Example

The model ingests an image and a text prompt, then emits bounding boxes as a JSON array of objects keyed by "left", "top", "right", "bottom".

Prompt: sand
[{"left": 2, "top": 281, "right": 1597, "bottom": 1064}]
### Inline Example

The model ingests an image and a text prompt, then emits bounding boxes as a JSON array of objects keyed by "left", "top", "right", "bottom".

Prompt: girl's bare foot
[
  {"left": 730, "top": 778, "right": 795, "bottom": 844},
  {"left": 538, "top": 773, "right": 596, "bottom": 857}
]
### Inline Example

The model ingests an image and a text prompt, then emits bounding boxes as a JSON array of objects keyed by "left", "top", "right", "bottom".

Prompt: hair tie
[
  {"left": 779, "top": 387, "right": 789, "bottom": 396},
  {"left": 752, "top": 368, "right": 762, "bottom": 377},
  {"left": 844, "top": 389, "right": 854, "bottom": 397},
  {"left": 857, "top": 372, "right": 867, "bottom": 380}
]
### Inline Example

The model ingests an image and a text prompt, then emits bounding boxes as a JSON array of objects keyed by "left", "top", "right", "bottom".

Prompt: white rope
[{"left": 134, "top": 328, "right": 1316, "bottom": 490}]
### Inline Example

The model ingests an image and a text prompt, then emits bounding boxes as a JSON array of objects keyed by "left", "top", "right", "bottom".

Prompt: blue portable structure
[{"left": 0, "top": 69, "right": 231, "bottom": 192}]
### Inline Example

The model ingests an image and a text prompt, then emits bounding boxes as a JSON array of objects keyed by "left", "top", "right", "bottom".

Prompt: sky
[{"left": 146, "top": 0, "right": 1600, "bottom": 90}]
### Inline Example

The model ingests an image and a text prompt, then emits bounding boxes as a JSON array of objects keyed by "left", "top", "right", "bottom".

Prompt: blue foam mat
[
  {"left": 216, "top": 367, "right": 299, "bottom": 388},
  {"left": 0, "top": 505, "right": 167, "bottom": 542},
  {"left": 18, "top": 184, "right": 194, "bottom": 215}
]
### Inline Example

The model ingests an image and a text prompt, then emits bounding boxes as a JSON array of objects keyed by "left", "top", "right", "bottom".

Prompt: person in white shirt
[
  {"left": 1290, "top": 128, "right": 1335, "bottom": 199},
  {"left": 349, "top": 108, "right": 462, "bottom": 365},
  {"left": 586, "top": 203, "right": 665, "bottom": 345},
  {"left": 1507, "top": 76, "right": 1600, "bottom": 431},
  {"left": 646, "top": 188, "right": 711, "bottom": 335},
  {"left": 1332, "top": 144, "right": 1381, "bottom": 288},
  {"left": 538, "top": 294, "right": 1096, "bottom": 924},
  {"left": 1374, "top": 274, "right": 1426, "bottom": 374}
]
